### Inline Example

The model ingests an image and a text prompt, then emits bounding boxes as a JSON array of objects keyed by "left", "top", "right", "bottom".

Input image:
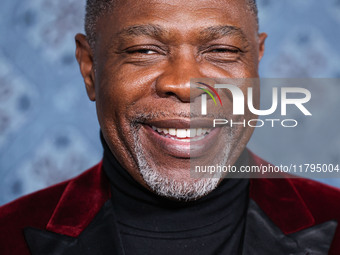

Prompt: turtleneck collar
[{"left": 101, "top": 132, "right": 250, "bottom": 234}]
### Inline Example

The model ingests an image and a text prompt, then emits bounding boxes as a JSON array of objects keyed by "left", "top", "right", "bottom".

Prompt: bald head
[{"left": 84, "top": 0, "right": 258, "bottom": 49}]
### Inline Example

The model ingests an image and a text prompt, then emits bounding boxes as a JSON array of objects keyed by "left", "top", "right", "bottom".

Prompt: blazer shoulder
[
  {"left": 248, "top": 150, "right": 340, "bottom": 229},
  {"left": 248, "top": 149, "right": 340, "bottom": 213},
  {"left": 289, "top": 178, "right": 340, "bottom": 255},
  {"left": 0, "top": 180, "right": 68, "bottom": 227},
  {"left": 290, "top": 177, "right": 340, "bottom": 219},
  {"left": 0, "top": 162, "right": 103, "bottom": 227},
  {"left": 0, "top": 162, "right": 105, "bottom": 255},
  {"left": 0, "top": 179, "right": 69, "bottom": 255}
]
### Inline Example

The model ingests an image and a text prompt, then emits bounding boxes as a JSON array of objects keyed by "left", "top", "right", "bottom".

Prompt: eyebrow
[
  {"left": 116, "top": 24, "right": 166, "bottom": 40},
  {"left": 199, "top": 25, "right": 248, "bottom": 42},
  {"left": 111, "top": 24, "right": 249, "bottom": 49}
]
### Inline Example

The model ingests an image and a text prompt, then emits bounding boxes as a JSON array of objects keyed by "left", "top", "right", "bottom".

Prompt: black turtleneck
[{"left": 101, "top": 134, "right": 250, "bottom": 255}]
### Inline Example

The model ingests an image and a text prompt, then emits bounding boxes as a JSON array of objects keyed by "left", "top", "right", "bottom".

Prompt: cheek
[
  {"left": 96, "top": 69, "right": 143, "bottom": 116},
  {"left": 99, "top": 63, "right": 166, "bottom": 107},
  {"left": 94, "top": 63, "right": 167, "bottom": 138},
  {"left": 203, "top": 58, "right": 259, "bottom": 79}
]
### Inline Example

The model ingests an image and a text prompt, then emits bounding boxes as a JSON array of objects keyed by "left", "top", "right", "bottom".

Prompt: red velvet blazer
[{"left": 1, "top": 151, "right": 340, "bottom": 254}]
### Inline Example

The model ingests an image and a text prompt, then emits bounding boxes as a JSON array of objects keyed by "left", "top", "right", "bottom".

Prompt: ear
[
  {"left": 258, "top": 32, "right": 267, "bottom": 63},
  {"left": 75, "top": 33, "right": 96, "bottom": 101}
]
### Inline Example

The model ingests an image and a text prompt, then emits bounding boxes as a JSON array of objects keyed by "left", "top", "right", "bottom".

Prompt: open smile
[
  {"left": 151, "top": 126, "right": 213, "bottom": 142},
  {"left": 140, "top": 119, "right": 222, "bottom": 158}
]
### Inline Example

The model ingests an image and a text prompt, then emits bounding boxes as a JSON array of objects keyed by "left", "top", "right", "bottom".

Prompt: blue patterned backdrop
[{"left": 0, "top": 0, "right": 340, "bottom": 205}]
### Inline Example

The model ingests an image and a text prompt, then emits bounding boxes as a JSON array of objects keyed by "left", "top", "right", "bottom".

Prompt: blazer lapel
[
  {"left": 23, "top": 162, "right": 125, "bottom": 255},
  {"left": 24, "top": 200, "right": 125, "bottom": 255},
  {"left": 248, "top": 152, "right": 338, "bottom": 254},
  {"left": 45, "top": 162, "right": 111, "bottom": 238},
  {"left": 24, "top": 228, "right": 78, "bottom": 255},
  {"left": 243, "top": 200, "right": 337, "bottom": 255}
]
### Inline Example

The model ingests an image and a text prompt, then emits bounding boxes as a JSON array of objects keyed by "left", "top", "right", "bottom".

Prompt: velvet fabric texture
[{"left": 1, "top": 151, "right": 340, "bottom": 254}]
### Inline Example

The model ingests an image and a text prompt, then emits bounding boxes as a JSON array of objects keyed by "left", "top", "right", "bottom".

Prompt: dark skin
[{"left": 75, "top": 0, "right": 267, "bottom": 193}]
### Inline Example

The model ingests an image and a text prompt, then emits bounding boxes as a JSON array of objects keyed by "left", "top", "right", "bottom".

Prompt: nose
[{"left": 155, "top": 54, "right": 205, "bottom": 103}]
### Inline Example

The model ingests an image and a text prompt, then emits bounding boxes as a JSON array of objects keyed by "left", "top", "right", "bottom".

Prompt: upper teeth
[{"left": 152, "top": 126, "right": 212, "bottom": 138}]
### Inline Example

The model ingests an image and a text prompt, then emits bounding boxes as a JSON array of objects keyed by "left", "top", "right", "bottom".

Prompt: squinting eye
[
  {"left": 210, "top": 48, "right": 240, "bottom": 54},
  {"left": 128, "top": 49, "right": 158, "bottom": 54}
]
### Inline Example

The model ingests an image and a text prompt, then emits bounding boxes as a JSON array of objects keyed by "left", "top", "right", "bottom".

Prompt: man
[{"left": 1, "top": 0, "right": 340, "bottom": 254}]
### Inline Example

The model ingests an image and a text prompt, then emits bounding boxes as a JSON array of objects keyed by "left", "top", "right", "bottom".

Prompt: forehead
[{"left": 96, "top": 0, "right": 257, "bottom": 42}]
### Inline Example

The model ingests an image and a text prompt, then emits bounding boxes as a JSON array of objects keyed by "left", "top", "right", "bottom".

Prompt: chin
[{"left": 132, "top": 128, "right": 226, "bottom": 201}]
